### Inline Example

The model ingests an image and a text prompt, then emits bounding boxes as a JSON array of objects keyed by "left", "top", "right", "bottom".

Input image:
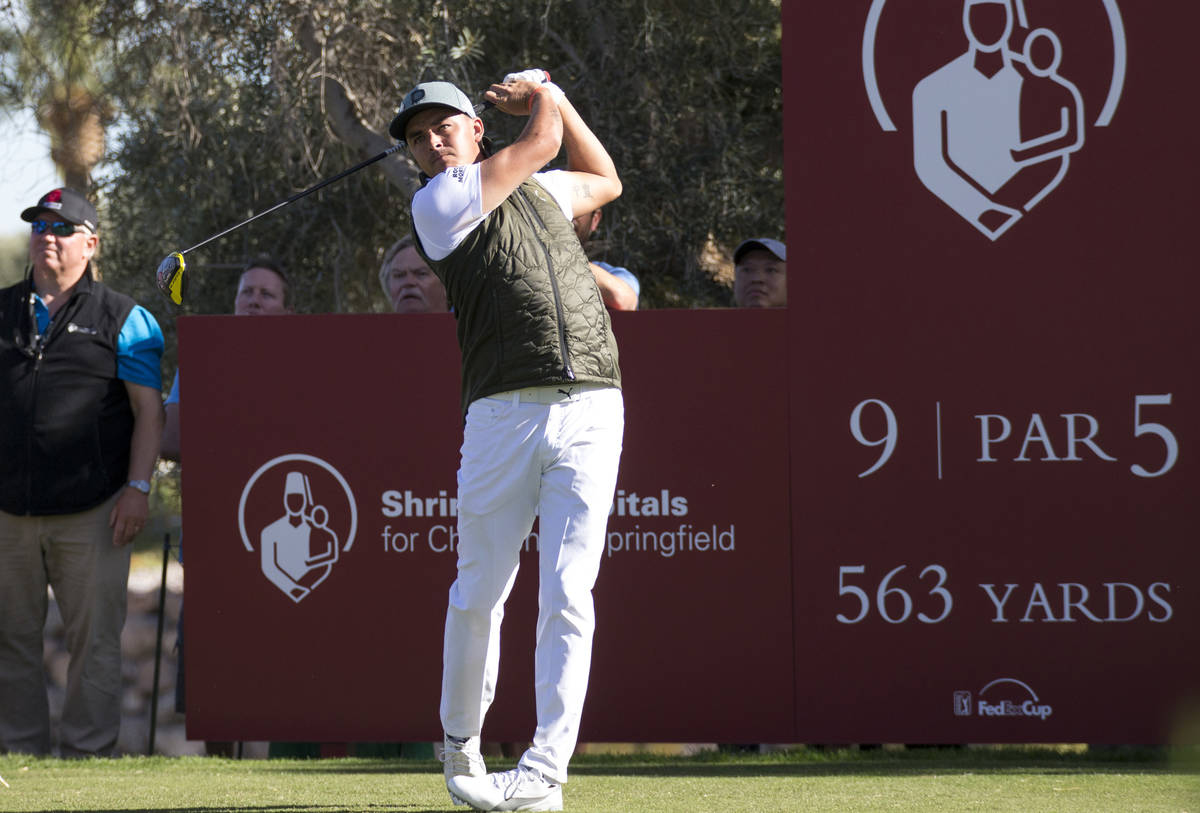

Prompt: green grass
[{"left": 0, "top": 746, "right": 1196, "bottom": 812}]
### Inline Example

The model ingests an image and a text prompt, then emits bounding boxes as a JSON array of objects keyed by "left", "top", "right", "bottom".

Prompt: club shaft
[{"left": 179, "top": 143, "right": 403, "bottom": 256}]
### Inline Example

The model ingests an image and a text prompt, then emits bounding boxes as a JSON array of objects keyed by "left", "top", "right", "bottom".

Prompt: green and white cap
[{"left": 389, "top": 81, "right": 477, "bottom": 142}]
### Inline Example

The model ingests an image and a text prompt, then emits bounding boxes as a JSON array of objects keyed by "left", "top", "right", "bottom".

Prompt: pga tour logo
[
  {"left": 954, "top": 678, "right": 1053, "bottom": 720},
  {"left": 238, "top": 454, "right": 359, "bottom": 603},
  {"left": 863, "top": 0, "right": 1127, "bottom": 240}
]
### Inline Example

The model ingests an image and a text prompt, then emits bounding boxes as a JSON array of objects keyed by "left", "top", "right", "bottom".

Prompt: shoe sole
[{"left": 499, "top": 793, "right": 563, "bottom": 812}]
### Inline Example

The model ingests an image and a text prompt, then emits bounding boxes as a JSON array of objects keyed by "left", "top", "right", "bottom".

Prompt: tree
[
  {"left": 0, "top": 0, "right": 117, "bottom": 192},
  {"left": 0, "top": 232, "right": 26, "bottom": 284},
  {"left": 93, "top": 0, "right": 783, "bottom": 361}
]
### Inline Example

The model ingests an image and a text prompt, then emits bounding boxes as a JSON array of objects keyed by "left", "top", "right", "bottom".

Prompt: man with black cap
[
  {"left": 389, "top": 71, "right": 623, "bottom": 811},
  {"left": 0, "top": 187, "right": 164, "bottom": 756},
  {"left": 733, "top": 237, "right": 787, "bottom": 308}
]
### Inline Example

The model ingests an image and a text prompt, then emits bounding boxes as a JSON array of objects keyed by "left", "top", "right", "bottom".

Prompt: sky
[{"left": 0, "top": 108, "right": 61, "bottom": 238}]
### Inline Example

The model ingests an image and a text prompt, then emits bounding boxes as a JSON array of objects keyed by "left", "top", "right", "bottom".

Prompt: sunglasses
[{"left": 30, "top": 220, "right": 86, "bottom": 237}]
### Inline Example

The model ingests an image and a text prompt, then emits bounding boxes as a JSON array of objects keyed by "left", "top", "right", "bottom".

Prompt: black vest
[
  {"left": 0, "top": 272, "right": 136, "bottom": 515},
  {"left": 414, "top": 177, "right": 621, "bottom": 414}
]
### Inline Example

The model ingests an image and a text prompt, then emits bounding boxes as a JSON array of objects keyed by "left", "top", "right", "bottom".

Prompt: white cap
[{"left": 734, "top": 238, "right": 786, "bottom": 264}]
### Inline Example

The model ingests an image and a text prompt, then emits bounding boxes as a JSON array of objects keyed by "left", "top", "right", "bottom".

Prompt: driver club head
[{"left": 156, "top": 252, "right": 187, "bottom": 305}]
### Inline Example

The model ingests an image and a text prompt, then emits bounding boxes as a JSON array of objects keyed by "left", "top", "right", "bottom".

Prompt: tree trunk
[{"left": 38, "top": 84, "right": 108, "bottom": 194}]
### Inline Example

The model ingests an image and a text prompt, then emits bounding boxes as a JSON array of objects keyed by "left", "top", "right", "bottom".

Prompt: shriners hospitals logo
[
  {"left": 863, "top": 0, "right": 1127, "bottom": 240},
  {"left": 238, "top": 454, "right": 358, "bottom": 603},
  {"left": 954, "top": 677, "right": 1053, "bottom": 720}
]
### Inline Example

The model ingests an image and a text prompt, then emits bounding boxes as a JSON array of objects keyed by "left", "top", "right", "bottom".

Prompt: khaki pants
[{"left": 0, "top": 492, "right": 130, "bottom": 756}]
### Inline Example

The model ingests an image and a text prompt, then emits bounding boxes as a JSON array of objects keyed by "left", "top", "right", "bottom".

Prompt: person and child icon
[
  {"left": 913, "top": 0, "right": 1085, "bottom": 240},
  {"left": 259, "top": 471, "right": 340, "bottom": 602}
]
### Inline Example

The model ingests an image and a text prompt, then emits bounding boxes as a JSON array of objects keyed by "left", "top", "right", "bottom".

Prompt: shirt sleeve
[
  {"left": 412, "top": 164, "right": 485, "bottom": 261},
  {"left": 164, "top": 369, "right": 180, "bottom": 405},
  {"left": 594, "top": 261, "right": 641, "bottom": 300},
  {"left": 117, "top": 305, "right": 165, "bottom": 390},
  {"left": 532, "top": 170, "right": 576, "bottom": 221}
]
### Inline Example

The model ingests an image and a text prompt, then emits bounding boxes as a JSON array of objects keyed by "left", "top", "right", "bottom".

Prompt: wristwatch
[{"left": 127, "top": 479, "right": 151, "bottom": 495}]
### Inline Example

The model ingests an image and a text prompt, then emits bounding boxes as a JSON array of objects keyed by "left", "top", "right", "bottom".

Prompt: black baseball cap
[
  {"left": 21, "top": 187, "right": 99, "bottom": 233},
  {"left": 389, "top": 81, "right": 478, "bottom": 142},
  {"left": 734, "top": 238, "right": 786, "bottom": 264}
]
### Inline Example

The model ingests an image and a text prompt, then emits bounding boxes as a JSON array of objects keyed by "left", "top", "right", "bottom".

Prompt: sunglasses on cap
[{"left": 30, "top": 220, "right": 87, "bottom": 237}]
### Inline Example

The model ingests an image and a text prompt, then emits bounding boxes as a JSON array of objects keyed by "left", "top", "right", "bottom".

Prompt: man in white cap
[
  {"left": 389, "top": 71, "right": 623, "bottom": 811},
  {"left": 732, "top": 237, "right": 787, "bottom": 308},
  {"left": 0, "top": 187, "right": 164, "bottom": 756}
]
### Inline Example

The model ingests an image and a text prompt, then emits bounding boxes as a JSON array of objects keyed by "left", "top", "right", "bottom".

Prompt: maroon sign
[
  {"left": 180, "top": 0, "right": 1198, "bottom": 744},
  {"left": 787, "top": 0, "right": 1198, "bottom": 742},
  {"left": 180, "top": 310, "right": 794, "bottom": 742}
]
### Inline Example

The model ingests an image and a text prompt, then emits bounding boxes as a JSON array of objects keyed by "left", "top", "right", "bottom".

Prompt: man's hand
[
  {"left": 484, "top": 79, "right": 549, "bottom": 116},
  {"left": 116, "top": 380, "right": 163, "bottom": 546},
  {"left": 486, "top": 68, "right": 565, "bottom": 116},
  {"left": 110, "top": 487, "right": 149, "bottom": 547}
]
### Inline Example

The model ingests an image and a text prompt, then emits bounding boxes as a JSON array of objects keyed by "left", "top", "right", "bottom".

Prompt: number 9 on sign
[{"left": 850, "top": 399, "right": 897, "bottom": 477}]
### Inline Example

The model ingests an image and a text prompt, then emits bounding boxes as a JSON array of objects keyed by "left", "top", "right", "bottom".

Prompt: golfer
[{"left": 389, "top": 71, "right": 623, "bottom": 811}]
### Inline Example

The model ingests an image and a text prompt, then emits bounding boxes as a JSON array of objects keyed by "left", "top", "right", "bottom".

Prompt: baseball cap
[
  {"left": 734, "top": 238, "right": 786, "bottom": 264},
  {"left": 21, "top": 187, "right": 99, "bottom": 233},
  {"left": 389, "top": 81, "right": 478, "bottom": 142}
]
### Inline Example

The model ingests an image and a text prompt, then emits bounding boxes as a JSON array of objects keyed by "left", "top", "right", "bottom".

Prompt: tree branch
[
  {"left": 296, "top": 15, "right": 422, "bottom": 199},
  {"left": 318, "top": 73, "right": 420, "bottom": 196}
]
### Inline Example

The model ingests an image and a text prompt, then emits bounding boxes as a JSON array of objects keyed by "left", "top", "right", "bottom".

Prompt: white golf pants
[{"left": 441, "top": 384, "right": 623, "bottom": 784}]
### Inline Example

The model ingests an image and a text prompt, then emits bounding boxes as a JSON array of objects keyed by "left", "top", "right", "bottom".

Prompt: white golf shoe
[
  {"left": 441, "top": 735, "right": 486, "bottom": 806},
  {"left": 447, "top": 765, "right": 563, "bottom": 811}
]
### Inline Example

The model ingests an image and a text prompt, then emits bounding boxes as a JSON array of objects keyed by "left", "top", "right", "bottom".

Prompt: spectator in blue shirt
[
  {"left": 571, "top": 207, "right": 639, "bottom": 310},
  {"left": 0, "top": 187, "right": 163, "bottom": 756}
]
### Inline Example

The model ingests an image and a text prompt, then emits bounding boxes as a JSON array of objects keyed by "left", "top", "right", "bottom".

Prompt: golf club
[
  {"left": 155, "top": 143, "right": 403, "bottom": 305},
  {"left": 156, "top": 100, "right": 494, "bottom": 305}
]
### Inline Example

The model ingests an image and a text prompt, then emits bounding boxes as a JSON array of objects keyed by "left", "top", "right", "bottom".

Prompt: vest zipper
[{"left": 515, "top": 186, "right": 575, "bottom": 381}]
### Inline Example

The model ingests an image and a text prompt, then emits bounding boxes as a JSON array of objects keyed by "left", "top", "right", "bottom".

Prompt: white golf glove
[
  {"left": 502, "top": 68, "right": 565, "bottom": 105},
  {"left": 503, "top": 68, "right": 550, "bottom": 84}
]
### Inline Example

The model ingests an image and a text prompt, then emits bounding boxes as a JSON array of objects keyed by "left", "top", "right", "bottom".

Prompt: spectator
[
  {"left": 230, "top": 257, "right": 294, "bottom": 318},
  {"left": 161, "top": 256, "right": 290, "bottom": 759},
  {"left": 732, "top": 238, "right": 787, "bottom": 308},
  {"left": 390, "top": 71, "right": 624, "bottom": 811},
  {"left": 0, "top": 187, "right": 164, "bottom": 756},
  {"left": 378, "top": 234, "right": 450, "bottom": 314},
  {"left": 571, "top": 208, "right": 639, "bottom": 310}
]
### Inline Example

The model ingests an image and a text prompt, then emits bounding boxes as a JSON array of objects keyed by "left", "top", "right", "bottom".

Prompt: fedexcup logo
[
  {"left": 863, "top": 0, "right": 1127, "bottom": 240},
  {"left": 954, "top": 677, "right": 1053, "bottom": 720},
  {"left": 238, "top": 454, "right": 358, "bottom": 603}
]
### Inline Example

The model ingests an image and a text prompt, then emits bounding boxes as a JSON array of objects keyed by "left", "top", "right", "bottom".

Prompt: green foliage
[
  {"left": 91, "top": 0, "right": 782, "bottom": 352},
  {"left": 98, "top": 2, "right": 410, "bottom": 327},
  {"left": 1, "top": 0, "right": 783, "bottom": 383},
  {"left": 0, "top": 0, "right": 118, "bottom": 190},
  {"left": 1, "top": 0, "right": 110, "bottom": 90},
  {"left": 0, "top": 232, "right": 27, "bottom": 286}
]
